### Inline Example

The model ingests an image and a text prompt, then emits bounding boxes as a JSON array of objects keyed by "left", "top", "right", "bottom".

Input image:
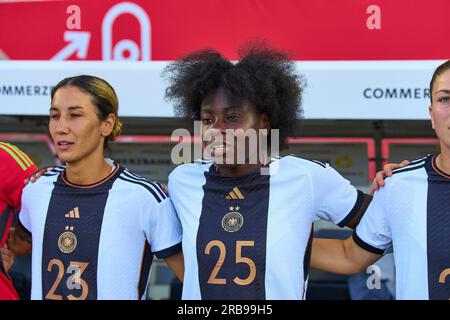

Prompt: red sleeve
[{"left": 0, "top": 142, "right": 38, "bottom": 211}]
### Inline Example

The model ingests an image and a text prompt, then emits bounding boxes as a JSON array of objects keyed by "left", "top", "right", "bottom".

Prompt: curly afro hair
[{"left": 163, "top": 41, "right": 305, "bottom": 149}]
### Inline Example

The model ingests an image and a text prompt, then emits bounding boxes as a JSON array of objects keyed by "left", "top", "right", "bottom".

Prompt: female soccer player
[
  {"left": 8, "top": 75, "right": 184, "bottom": 300},
  {"left": 23, "top": 49, "right": 405, "bottom": 301},
  {"left": 163, "top": 43, "right": 377, "bottom": 300},
  {"left": 310, "top": 60, "right": 450, "bottom": 300}
]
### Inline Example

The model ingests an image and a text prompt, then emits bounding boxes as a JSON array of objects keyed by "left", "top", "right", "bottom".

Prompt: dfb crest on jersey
[
  {"left": 58, "top": 226, "right": 77, "bottom": 254},
  {"left": 222, "top": 206, "right": 244, "bottom": 232}
]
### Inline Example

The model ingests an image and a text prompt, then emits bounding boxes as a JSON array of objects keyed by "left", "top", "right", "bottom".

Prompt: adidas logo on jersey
[
  {"left": 65, "top": 207, "right": 80, "bottom": 219},
  {"left": 226, "top": 187, "right": 245, "bottom": 200}
]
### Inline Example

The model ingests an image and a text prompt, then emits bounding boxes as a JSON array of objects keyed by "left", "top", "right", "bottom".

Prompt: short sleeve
[
  {"left": 142, "top": 196, "right": 182, "bottom": 259},
  {"left": 18, "top": 186, "right": 32, "bottom": 233},
  {"left": 353, "top": 185, "right": 392, "bottom": 255},
  {"left": 0, "top": 142, "right": 38, "bottom": 211},
  {"left": 311, "top": 163, "right": 364, "bottom": 227}
]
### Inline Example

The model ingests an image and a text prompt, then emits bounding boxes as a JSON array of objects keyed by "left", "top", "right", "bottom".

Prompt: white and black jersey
[
  {"left": 169, "top": 155, "right": 364, "bottom": 300},
  {"left": 19, "top": 160, "right": 182, "bottom": 300},
  {"left": 355, "top": 155, "right": 450, "bottom": 300}
]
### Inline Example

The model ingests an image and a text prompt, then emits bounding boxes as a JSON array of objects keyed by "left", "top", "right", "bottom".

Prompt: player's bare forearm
[
  {"left": 311, "top": 237, "right": 380, "bottom": 275},
  {"left": 7, "top": 224, "right": 32, "bottom": 256},
  {"left": 164, "top": 252, "right": 184, "bottom": 282},
  {"left": 311, "top": 238, "right": 358, "bottom": 274}
]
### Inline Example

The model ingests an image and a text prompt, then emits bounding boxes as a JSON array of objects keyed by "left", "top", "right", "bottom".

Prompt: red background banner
[{"left": 0, "top": 0, "right": 449, "bottom": 61}]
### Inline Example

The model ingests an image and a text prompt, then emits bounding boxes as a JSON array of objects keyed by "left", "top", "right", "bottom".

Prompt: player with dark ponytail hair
[{"left": 8, "top": 75, "right": 184, "bottom": 300}]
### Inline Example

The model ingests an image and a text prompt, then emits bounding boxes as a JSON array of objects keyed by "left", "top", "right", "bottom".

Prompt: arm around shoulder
[{"left": 311, "top": 234, "right": 382, "bottom": 275}]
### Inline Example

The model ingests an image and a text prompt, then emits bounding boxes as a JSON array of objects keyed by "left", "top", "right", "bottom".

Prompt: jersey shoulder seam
[
  {"left": 391, "top": 162, "right": 426, "bottom": 177},
  {"left": 118, "top": 170, "right": 167, "bottom": 204}
]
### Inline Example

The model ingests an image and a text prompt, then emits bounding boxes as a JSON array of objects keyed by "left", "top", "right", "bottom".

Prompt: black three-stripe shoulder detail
[
  {"left": 122, "top": 170, "right": 167, "bottom": 199},
  {"left": 118, "top": 174, "right": 166, "bottom": 203},
  {"left": 42, "top": 166, "right": 65, "bottom": 177},
  {"left": 42, "top": 171, "right": 63, "bottom": 177},
  {"left": 123, "top": 169, "right": 167, "bottom": 198},
  {"left": 408, "top": 155, "right": 429, "bottom": 165},
  {"left": 389, "top": 155, "right": 429, "bottom": 176},
  {"left": 391, "top": 163, "right": 425, "bottom": 176},
  {"left": 42, "top": 173, "right": 59, "bottom": 177},
  {"left": 118, "top": 175, "right": 162, "bottom": 203}
]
